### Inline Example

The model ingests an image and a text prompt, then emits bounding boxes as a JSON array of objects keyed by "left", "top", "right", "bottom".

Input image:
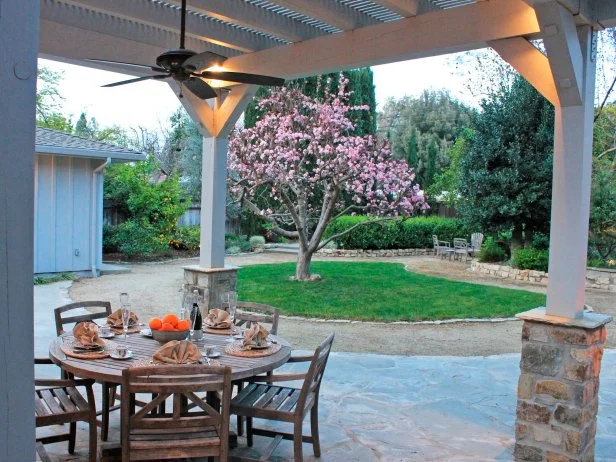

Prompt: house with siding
[{"left": 34, "top": 127, "right": 145, "bottom": 276}]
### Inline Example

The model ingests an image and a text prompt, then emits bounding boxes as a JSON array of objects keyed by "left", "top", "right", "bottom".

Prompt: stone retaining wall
[
  {"left": 316, "top": 248, "right": 434, "bottom": 257},
  {"left": 470, "top": 261, "right": 616, "bottom": 292}
]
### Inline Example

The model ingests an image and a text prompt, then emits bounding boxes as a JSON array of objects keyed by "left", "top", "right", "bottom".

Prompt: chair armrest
[
  {"left": 287, "top": 354, "right": 313, "bottom": 363},
  {"left": 35, "top": 378, "right": 95, "bottom": 388},
  {"left": 35, "top": 358, "right": 55, "bottom": 365},
  {"left": 247, "top": 373, "right": 306, "bottom": 383},
  {"left": 438, "top": 241, "right": 450, "bottom": 247}
]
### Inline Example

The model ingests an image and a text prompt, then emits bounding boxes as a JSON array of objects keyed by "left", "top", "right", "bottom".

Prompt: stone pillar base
[
  {"left": 183, "top": 265, "right": 239, "bottom": 309},
  {"left": 514, "top": 308, "right": 612, "bottom": 461}
]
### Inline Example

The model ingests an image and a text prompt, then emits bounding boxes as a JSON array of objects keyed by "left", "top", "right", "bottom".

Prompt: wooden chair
[
  {"left": 235, "top": 301, "right": 280, "bottom": 336},
  {"left": 432, "top": 235, "right": 451, "bottom": 259},
  {"left": 233, "top": 302, "right": 281, "bottom": 436},
  {"left": 470, "top": 232, "right": 484, "bottom": 257},
  {"left": 453, "top": 238, "right": 470, "bottom": 262},
  {"left": 54, "top": 300, "right": 117, "bottom": 441},
  {"left": 35, "top": 358, "right": 97, "bottom": 462},
  {"left": 231, "top": 333, "right": 335, "bottom": 462},
  {"left": 120, "top": 365, "right": 232, "bottom": 461}
]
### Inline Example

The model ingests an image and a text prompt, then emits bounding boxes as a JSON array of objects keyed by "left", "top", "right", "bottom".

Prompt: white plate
[
  {"left": 110, "top": 350, "right": 134, "bottom": 360},
  {"left": 99, "top": 333, "right": 115, "bottom": 339},
  {"left": 247, "top": 341, "right": 272, "bottom": 350},
  {"left": 206, "top": 351, "right": 221, "bottom": 358},
  {"left": 140, "top": 329, "right": 152, "bottom": 337}
]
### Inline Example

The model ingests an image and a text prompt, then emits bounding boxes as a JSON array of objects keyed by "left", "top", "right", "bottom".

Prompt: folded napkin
[
  {"left": 243, "top": 323, "right": 269, "bottom": 350},
  {"left": 205, "top": 308, "right": 232, "bottom": 328},
  {"left": 107, "top": 309, "right": 138, "bottom": 328},
  {"left": 153, "top": 340, "right": 201, "bottom": 364},
  {"left": 72, "top": 322, "right": 104, "bottom": 348}
]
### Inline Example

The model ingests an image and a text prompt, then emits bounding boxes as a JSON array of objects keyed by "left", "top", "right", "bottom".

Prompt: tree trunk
[
  {"left": 524, "top": 223, "right": 534, "bottom": 248},
  {"left": 511, "top": 224, "right": 523, "bottom": 252},
  {"left": 295, "top": 247, "right": 319, "bottom": 281}
]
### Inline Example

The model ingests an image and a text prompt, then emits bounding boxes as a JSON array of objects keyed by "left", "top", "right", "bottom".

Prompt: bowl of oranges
[{"left": 149, "top": 314, "right": 191, "bottom": 343}]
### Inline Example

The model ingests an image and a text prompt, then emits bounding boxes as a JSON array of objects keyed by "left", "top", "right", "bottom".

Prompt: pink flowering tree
[{"left": 229, "top": 79, "right": 427, "bottom": 281}]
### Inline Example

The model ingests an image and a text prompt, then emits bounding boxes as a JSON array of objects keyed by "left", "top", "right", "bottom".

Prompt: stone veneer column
[
  {"left": 183, "top": 265, "right": 238, "bottom": 309},
  {"left": 515, "top": 308, "right": 612, "bottom": 461}
]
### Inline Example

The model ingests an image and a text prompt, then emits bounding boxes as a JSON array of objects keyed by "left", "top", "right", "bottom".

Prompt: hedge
[
  {"left": 322, "top": 216, "right": 470, "bottom": 250},
  {"left": 512, "top": 247, "right": 549, "bottom": 272}
]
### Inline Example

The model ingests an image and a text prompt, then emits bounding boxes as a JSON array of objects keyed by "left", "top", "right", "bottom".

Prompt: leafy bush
[
  {"left": 512, "top": 247, "right": 549, "bottom": 272},
  {"left": 170, "top": 226, "right": 200, "bottom": 251},
  {"left": 249, "top": 235, "right": 266, "bottom": 248},
  {"left": 116, "top": 220, "right": 168, "bottom": 258},
  {"left": 478, "top": 237, "right": 507, "bottom": 263},
  {"left": 103, "top": 224, "right": 120, "bottom": 253},
  {"left": 532, "top": 232, "right": 550, "bottom": 250},
  {"left": 226, "top": 245, "right": 241, "bottom": 255},
  {"left": 323, "top": 216, "right": 469, "bottom": 250},
  {"left": 225, "top": 234, "right": 252, "bottom": 253}
]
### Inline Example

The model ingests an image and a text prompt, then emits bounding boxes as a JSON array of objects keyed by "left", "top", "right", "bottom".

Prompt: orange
[
  {"left": 162, "top": 314, "right": 179, "bottom": 328},
  {"left": 177, "top": 320, "right": 190, "bottom": 331},
  {"left": 160, "top": 322, "right": 175, "bottom": 331},
  {"left": 149, "top": 317, "right": 162, "bottom": 330}
]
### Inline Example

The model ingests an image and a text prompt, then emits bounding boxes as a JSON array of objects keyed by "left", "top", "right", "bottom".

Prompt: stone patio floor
[{"left": 35, "top": 282, "right": 616, "bottom": 461}]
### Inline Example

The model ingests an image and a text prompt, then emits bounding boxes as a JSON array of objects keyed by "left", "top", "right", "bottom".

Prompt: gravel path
[{"left": 69, "top": 253, "right": 615, "bottom": 356}]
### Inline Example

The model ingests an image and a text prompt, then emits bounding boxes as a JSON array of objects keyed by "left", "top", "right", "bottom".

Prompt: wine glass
[
  {"left": 121, "top": 303, "right": 131, "bottom": 347},
  {"left": 120, "top": 292, "right": 129, "bottom": 308},
  {"left": 222, "top": 291, "right": 238, "bottom": 341}
]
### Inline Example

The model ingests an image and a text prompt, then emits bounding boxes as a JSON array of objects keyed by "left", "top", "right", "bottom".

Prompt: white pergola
[{"left": 1, "top": 0, "right": 615, "bottom": 459}]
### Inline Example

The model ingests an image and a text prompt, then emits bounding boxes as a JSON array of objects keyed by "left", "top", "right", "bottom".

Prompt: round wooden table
[{"left": 49, "top": 331, "right": 292, "bottom": 383}]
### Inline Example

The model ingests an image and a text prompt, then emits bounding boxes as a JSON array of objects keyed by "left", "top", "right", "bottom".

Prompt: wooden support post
[{"left": 0, "top": 0, "right": 39, "bottom": 460}]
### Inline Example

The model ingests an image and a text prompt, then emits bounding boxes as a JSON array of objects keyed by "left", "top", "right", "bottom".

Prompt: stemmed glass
[
  {"left": 121, "top": 303, "right": 131, "bottom": 349},
  {"left": 120, "top": 292, "right": 129, "bottom": 307},
  {"left": 189, "top": 291, "right": 202, "bottom": 342},
  {"left": 222, "top": 291, "right": 238, "bottom": 342}
]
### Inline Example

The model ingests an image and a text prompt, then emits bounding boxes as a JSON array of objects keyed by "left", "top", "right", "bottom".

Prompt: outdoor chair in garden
[
  {"left": 35, "top": 358, "right": 97, "bottom": 462},
  {"left": 470, "top": 233, "right": 484, "bottom": 257},
  {"left": 453, "top": 238, "right": 471, "bottom": 262},
  {"left": 432, "top": 234, "right": 451, "bottom": 259},
  {"left": 231, "top": 333, "right": 335, "bottom": 462},
  {"left": 54, "top": 300, "right": 118, "bottom": 441},
  {"left": 120, "top": 364, "right": 232, "bottom": 461},
  {"left": 233, "top": 301, "right": 281, "bottom": 435}
]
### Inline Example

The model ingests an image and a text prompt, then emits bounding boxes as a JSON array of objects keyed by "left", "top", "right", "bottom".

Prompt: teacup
[
  {"left": 116, "top": 345, "right": 128, "bottom": 357},
  {"left": 99, "top": 325, "right": 111, "bottom": 337}
]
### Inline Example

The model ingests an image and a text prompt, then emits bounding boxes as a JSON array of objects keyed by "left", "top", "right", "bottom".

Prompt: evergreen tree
[
  {"left": 406, "top": 129, "right": 418, "bottom": 170},
  {"left": 424, "top": 137, "right": 438, "bottom": 188}
]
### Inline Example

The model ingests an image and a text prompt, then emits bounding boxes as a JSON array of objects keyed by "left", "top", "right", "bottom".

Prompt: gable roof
[{"left": 35, "top": 127, "right": 146, "bottom": 162}]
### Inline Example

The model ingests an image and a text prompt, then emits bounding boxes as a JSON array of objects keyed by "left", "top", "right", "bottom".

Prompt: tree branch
[
  {"left": 595, "top": 75, "right": 616, "bottom": 122},
  {"left": 241, "top": 196, "right": 299, "bottom": 238},
  {"left": 316, "top": 216, "right": 397, "bottom": 251}
]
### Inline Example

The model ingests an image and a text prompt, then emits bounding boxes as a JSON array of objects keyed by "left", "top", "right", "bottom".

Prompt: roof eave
[{"left": 35, "top": 145, "right": 147, "bottom": 162}]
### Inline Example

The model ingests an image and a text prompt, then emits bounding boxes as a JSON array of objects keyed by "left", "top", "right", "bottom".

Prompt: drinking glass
[
  {"left": 121, "top": 303, "right": 131, "bottom": 347},
  {"left": 222, "top": 291, "right": 238, "bottom": 341},
  {"left": 120, "top": 292, "right": 129, "bottom": 308}
]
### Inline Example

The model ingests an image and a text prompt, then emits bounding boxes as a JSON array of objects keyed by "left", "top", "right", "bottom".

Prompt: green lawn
[{"left": 237, "top": 261, "right": 546, "bottom": 322}]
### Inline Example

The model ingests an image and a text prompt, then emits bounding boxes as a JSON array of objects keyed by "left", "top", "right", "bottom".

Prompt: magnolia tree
[{"left": 229, "top": 79, "right": 427, "bottom": 280}]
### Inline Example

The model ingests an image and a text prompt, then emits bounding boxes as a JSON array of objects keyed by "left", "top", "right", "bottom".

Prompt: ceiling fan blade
[
  {"left": 102, "top": 74, "right": 170, "bottom": 88},
  {"left": 85, "top": 58, "right": 167, "bottom": 74},
  {"left": 182, "top": 51, "right": 227, "bottom": 73},
  {"left": 183, "top": 77, "right": 218, "bottom": 99},
  {"left": 198, "top": 71, "right": 285, "bottom": 87}
]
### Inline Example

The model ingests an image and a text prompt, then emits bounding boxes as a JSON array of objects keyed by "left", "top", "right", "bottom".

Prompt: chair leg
[
  {"left": 101, "top": 382, "right": 110, "bottom": 441},
  {"left": 68, "top": 422, "right": 77, "bottom": 454},
  {"left": 88, "top": 416, "right": 97, "bottom": 462},
  {"left": 109, "top": 385, "right": 118, "bottom": 406},
  {"left": 246, "top": 417, "right": 253, "bottom": 447},
  {"left": 311, "top": 405, "right": 321, "bottom": 457},
  {"left": 236, "top": 382, "right": 244, "bottom": 436},
  {"left": 293, "top": 421, "right": 303, "bottom": 462}
]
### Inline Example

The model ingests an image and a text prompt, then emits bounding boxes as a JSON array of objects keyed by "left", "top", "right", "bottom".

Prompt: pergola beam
[
  {"left": 269, "top": 0, "right": 378, "bottom": 31},
  {"left": 535, "top": 1, "right": 584, "bottom": 106},
  {"left": 57, "top": 0, "right": 280, "bottom": 53},
  {"left": 40, "top": 0, "right": 240, "bottom": 58},
  {"left": 163, "top": 0, "right": 326, "bottom": 43},
  {"left": 222, "top": 0, "right": 540, "bottom": 79},
  {"left": 489, "top": 37, "right": 560, "bottom": 106}
]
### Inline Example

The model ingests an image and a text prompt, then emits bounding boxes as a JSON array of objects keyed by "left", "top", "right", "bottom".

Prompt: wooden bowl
[{"left": 151, "top": 329, "right": 189, "bottom": 343}]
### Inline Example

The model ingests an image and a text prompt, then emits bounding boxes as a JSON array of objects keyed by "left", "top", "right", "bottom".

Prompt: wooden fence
[{"left": 103, "top": 201, "right": 241, "bottom": 234}]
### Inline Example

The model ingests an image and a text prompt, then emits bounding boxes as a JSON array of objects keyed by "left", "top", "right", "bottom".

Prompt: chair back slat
[
  {"left": 471, "top": 232, "right": 484, "bottom": 249},
  {"left": 121, "top": 365, "right": 231, "bottom": 461},
  {"left": 297, "top": 333, "right": 335, "bottom": 413},
  {"left": 54, "top": 301, "right": 112, "bottom": 336},
  {"left": 235, "top": 302, "right": 280, "bottom": 335}
]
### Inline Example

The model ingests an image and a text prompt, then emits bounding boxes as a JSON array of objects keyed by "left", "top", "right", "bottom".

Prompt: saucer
[
  {"left": 99, "top": 332, "right": 115, "bottom": 339},
  {"left": 110, "top": 350, "right": 134, "bottom": 360}
]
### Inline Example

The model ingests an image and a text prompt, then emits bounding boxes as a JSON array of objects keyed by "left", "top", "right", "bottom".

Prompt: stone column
[
  {"left": 183, "top": 265, "right": 238, "bottom": 309},
  {"left": 514, "top": 308, "right": 612, "bottom": 461}
]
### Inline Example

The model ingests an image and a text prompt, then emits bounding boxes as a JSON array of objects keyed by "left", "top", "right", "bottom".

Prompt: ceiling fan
[{"left": 86, "top": 0, "right": 285, "bottom": 100}]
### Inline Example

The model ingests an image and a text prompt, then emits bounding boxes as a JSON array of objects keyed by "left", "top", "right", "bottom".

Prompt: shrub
[
  {"left": 478, "top": 237, "right": 507, "bottom": 263},
  {"left": 170, "top": 226, "right": 200, "bottom": 251},
  {"left": 116, "top": 220, "right": 168, "bottom": 258},
  {"left": 226, "top": 245, "right": 241, "bottom": 255},
  {"left": 249, "top": 235, "right": 266, "bottom": 248},
  {"left": 513, "top": 247, "right": 549, "bottom": 272},
  {"left": 323, "top": 216, "right": 469, "bottom": 250},
  {"left": 103, "top": 224, "right": 120, "bottom": 253}
]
